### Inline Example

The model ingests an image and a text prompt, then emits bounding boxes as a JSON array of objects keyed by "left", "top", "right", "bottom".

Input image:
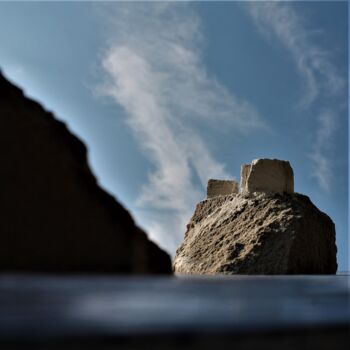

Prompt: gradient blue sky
[{"left": 0, "top": 1, "right": 348, "bottom": 271}]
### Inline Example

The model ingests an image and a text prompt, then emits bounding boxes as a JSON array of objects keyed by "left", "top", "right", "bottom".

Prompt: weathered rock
[
  {"left": 173, "top": 192, "right": 337, "bottom": 274},
  {"left": 0, "top": 71, "right": 171, "bottom": 274},
  {"left": 207, "top": 179, "right": 238, "bottom": 198},
  {"left": 240, "top": 159, "right": 294, "bottom": 194}
]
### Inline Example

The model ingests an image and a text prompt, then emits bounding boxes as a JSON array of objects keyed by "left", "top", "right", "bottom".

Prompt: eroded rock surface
[
  {"left": 173, "top": 192, "right": 337, "bottom": 274},
  {"left": 0, "top": 71, "right": 171, "bottom": 274}
]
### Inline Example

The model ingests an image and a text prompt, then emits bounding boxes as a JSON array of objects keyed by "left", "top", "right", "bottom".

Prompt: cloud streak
[
  {"left": 244, "top": 2, "right": 345, "bottom": 192},
  {"left": 309, "top": 110, "right": 336, "bottom": 192},
  {"left": 98, "top": 2, "right": 264, "bottom": 253}
]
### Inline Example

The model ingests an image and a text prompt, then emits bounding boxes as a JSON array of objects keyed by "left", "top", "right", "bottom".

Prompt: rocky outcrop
[
  {"left": 0, "top": 71, "right": 171, "bottom": 274},
  {"left": 174, "top": 160, "right": 337, "bottom": 275}
]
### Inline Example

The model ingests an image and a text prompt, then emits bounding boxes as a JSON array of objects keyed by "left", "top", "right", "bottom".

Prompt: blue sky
[{"left": 0, "top": 1, "right": 348, "bottom": 271}]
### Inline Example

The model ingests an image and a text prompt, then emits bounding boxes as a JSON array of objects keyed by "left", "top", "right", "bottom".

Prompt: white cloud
[
  {"left": 244, "top": 2, "right": 345, "bottom": 192},
  {"left": 97, "top": 2, "right": 264, "bottom": 254},
  {"left": 309, "top": 110, "right": 336, "bottom": 192}
]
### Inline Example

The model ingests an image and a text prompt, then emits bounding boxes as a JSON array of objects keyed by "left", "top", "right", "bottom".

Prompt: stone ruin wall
[
  {"left": 207, "top": 179, "right": 239, "bottom": 198},
  {"left": 240, "top": 159, "right": 294, "bottom": 194},
  {"left": 207, "top": 159, "right": 294, "bottom": 198}
]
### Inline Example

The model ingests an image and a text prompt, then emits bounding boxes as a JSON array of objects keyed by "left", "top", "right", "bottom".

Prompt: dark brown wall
[{"left": 0, "top": 71, "right": 171, "bottom": 274}]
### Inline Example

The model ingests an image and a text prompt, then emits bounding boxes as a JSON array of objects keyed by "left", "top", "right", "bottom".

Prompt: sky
[{"left": 0, "top": 0, "right": 348, "bottom": 271}]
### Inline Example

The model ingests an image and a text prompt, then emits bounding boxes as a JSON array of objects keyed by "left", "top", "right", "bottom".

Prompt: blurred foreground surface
[{"left": 0, "top": 275, "right": 349, "bottom": 349}]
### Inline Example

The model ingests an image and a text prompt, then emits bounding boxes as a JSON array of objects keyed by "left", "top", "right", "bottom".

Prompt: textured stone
[
  {"left": 173, "top": 192, "right": 337, "bottom": 275},
  {"left": 240, "top": 159, "right": 294, "bottom": 194},
  {"left": 207, "top": 179, "right": 238, "bottom": 198},
  {"left": 240, "top": 164, "right": 251, "bottom": 192},
  {"left": 0, "top": 71, "right": 171, "bottom": 274}
]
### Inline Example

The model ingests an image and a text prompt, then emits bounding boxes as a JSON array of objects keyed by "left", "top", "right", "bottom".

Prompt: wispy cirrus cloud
[
  {"left": 97, "top": 2, "right": 264, "bottom": 253},
  {"left": 309, "top": 110, "right": 336, "bottom": 192},
  {"left": 244, "top": 2, "right": 344, "bottom": 107},
  {"left": 244, "top": 2, "right": 345, "bottom": 192}
]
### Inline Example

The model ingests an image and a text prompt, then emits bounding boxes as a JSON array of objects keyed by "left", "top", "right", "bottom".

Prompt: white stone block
[{"left": 240, "top": 159, "right": 294, "bottom": 194}]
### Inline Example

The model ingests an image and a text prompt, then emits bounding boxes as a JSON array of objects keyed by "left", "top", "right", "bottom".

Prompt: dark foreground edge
[{"left": 0, "top": 274, "right": 349, "bottom": 349}]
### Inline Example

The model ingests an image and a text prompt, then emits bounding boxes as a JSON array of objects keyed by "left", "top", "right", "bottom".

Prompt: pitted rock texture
[
  {"left": 173, "top": 192, "right": 337, "bottom": 274},
  {"left": 0, "top": 71, "right": 171, "bottom": 274}
]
